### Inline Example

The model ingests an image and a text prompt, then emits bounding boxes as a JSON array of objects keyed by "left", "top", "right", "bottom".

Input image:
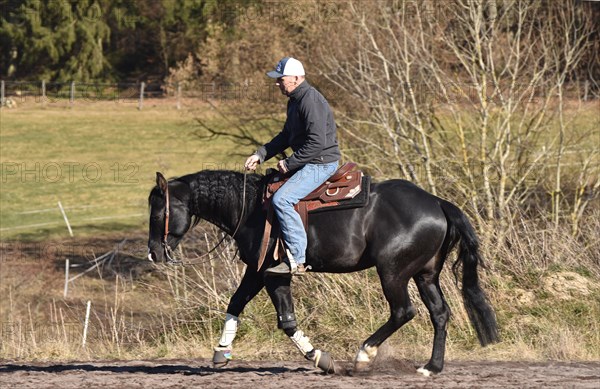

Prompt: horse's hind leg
[
  {"left": 413, "top": 269, "right": 450, "bottom": 376},
  {"left": 354, "top": 274, "right": 415, "bottom": 371}
]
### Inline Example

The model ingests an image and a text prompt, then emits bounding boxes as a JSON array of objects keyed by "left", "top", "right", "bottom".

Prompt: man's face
[{"left": 276, "top": 76, "right": 300, "bottom": 95}]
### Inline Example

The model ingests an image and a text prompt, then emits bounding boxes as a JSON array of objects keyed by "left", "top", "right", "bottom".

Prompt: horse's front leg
[
  {"left": 213, "top": 267, "right": 265, "bottom": 367},
  {"left": 264, "top": 276, "right": 336, "bottom": 374}
]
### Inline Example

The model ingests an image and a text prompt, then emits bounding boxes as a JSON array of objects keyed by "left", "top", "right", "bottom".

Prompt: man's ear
[{"left": 156, "top": 172, "right": 168, "bottom": 195}]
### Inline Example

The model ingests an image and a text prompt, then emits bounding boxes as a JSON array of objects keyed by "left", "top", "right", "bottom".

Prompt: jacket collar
[{"left": 288, "top": 80, "right": 310, "bottom": 101}]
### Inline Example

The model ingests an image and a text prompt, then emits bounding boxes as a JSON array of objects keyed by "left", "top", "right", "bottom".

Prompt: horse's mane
[
  {"left": 148, "top": 169, "right": 271, "bottom": 232},
  {"left": 180, "top": 170, "right": 267, "bottom": 227}
]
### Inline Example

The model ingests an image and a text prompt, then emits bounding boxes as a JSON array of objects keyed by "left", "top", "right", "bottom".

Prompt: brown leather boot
[
  {"left": 265, "top": 261, "right": 293, "bottom": 276},
  {"left": 265, "top": 262, "right": 307, "bottom": 276}
]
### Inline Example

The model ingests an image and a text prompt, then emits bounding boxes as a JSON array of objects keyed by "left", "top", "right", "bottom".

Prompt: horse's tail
[{"left": 439, "top": 200, "right": 500, "bottom": 346}]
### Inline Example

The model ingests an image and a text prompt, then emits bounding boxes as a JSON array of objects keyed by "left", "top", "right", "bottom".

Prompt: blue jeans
[{"left": 271, "top": 161, "right": 339, "bottom": 264}]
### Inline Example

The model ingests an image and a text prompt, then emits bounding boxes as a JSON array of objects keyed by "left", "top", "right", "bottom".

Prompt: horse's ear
[{"left": 156, "top": 172, "right": 168, "bottom": 195}]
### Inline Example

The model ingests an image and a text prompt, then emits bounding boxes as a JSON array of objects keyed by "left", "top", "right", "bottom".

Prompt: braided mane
[{"left": 177, "top": 170, "right": 265, "bottom": 233}]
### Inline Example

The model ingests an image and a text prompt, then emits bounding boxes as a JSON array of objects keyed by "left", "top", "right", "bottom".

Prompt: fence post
[
  {"left": 1, "top": 80, "right": 4, "bottom": 106},
  {"left": 64, "top": 259, "right": 70, "bottom": 298},
  {"left": 58, "top": 201, "right": 74, "bottom": 237},
  {"left": 177, "top": 82, "right": 181, "bottom": 110},
  {"left": 82, "top": 300, "right": 91, "bottom": 347},
  {"left": 41, "top": 80, "right": 46, "bottom": 104},
  {"left": 583, "top": 80, "right": 589, "bottom": 102},
  {"left": 70, "top": 81, "right": 75, "bottom": 107},
  {"left": 138, "top": 82, "right": 145, "bottom": 110}
]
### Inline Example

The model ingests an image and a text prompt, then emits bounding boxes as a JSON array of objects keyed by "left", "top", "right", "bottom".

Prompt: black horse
[{"left": 147, "top": 169, "right": 499, "bottom": 375}]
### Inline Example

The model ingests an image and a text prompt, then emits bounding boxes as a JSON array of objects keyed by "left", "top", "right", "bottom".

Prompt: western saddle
[{"left": 258, "top": 162, "right": 368, "bottom": 271}]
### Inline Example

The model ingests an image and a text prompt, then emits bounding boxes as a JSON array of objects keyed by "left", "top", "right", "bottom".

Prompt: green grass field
[
  {"left": 2, "top": 101, "right": 597, "bottom": 242},
  {"left": 0, "top": 102, "right": 272, "bottom": 241}
]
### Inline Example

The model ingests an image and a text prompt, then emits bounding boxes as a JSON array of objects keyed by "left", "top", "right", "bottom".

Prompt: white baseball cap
[{"left": 266, "top": 57, "right": 305, "bottom": 78}]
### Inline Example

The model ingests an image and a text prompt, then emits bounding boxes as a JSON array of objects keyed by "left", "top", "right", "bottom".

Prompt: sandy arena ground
[{"left": 1, "top": 358, "right": 599, "bottom": 388}]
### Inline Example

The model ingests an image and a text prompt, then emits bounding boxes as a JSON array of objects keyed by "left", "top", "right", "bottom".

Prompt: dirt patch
[
  {"left": 544, "top": 272, "right": 596, "bottom": 300},
  {"left": 1, "top": 359, "right": 599, "bottom": 388}
]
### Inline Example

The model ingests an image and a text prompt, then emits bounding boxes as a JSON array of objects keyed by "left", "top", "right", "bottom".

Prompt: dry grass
[{"left": 1, "top": 212, "right": 598, "bottom": 363}]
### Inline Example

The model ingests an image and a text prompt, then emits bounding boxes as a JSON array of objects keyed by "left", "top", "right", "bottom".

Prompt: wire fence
[
  {"left": 0, "top": 201, "right": 145, "bottom": 234},
  {"left": 0, "top": 79, "right": 286, "bottom": 109},
  {"left": 1, "top": 79, "right": 598, "bottom": 110},
  {"left": 0, "top": 80, "right": 175, "bottom": 110}
]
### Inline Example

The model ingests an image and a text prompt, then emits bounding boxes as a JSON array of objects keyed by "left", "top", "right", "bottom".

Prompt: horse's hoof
[
  {"left": 417, "top": 367, "right": 433, "bottom": 377},
  {"left": 314, "top": 350, "right": 336, "bottom": 374},
  {"left": 212, "top": 348, "right": 232, "bottom": 368},
  {"left": 353, "top": 361, "right": 372, "bottom": 374}
]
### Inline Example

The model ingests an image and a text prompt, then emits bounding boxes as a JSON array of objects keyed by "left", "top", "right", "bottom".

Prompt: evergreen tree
[
  {"left": 107, "top": 0, "right": 208, "bottom": 81},
  {"left": 0, "top": 0, "right": 111, "bottom": 82}
]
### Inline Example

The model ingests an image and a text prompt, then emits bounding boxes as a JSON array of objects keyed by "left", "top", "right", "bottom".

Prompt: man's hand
[
  {"left": 277, "top": 160, "right": 289, "bottom": 174},
  {"left": 244, "top": 155, "right": 260, "bottom": 171}
]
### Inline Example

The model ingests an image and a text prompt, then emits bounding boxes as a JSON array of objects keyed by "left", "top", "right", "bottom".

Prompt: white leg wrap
[
  {"left": 218, "top": 313, "right": 239, "bottom": 347},
  {"left": 417, "top": 367, "right": 433, "bottom": 377},
  {"left": 289, "top": 330, "right": 314, "bottom": 355},
  {"left": 312, "top": 349, "right": 322, "bottom": 365},
  {"left": 355, "top": 345, "right": 378, "bottom": 363}
]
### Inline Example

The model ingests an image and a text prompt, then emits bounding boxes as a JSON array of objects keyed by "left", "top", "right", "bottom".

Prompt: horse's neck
[{"left": 190, "top": 171, "right": 261, "bottom": 235}]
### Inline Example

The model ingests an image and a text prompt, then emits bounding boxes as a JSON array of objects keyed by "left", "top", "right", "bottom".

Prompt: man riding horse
[
  {"left": 147, "top": 57, "right": 499, "bottom": 375},
  {"left": 244, "top": 57, "right": 340, "bottom": 276}
]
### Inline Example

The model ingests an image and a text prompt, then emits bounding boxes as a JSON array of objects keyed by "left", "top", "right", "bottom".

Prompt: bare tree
[{"left": 317, "top": 0, "right": 597, "bottom": 229}]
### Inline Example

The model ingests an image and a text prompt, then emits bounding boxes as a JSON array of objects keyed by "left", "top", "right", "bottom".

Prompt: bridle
[
  {"left": 158, "top": 171, "right": 248, "bottom": 265},
  {"left": 161, "top": 177, "right": 177, "bottom": 263}
]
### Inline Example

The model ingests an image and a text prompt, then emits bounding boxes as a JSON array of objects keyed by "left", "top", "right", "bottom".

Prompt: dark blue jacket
[{"left": 256, "top": 80, "right": 341, "bottom": 171}]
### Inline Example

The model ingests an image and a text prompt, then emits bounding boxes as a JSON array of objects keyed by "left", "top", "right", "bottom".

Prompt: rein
[{"left": 161, "top": 171, "right": 248, "bottom": 265}]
